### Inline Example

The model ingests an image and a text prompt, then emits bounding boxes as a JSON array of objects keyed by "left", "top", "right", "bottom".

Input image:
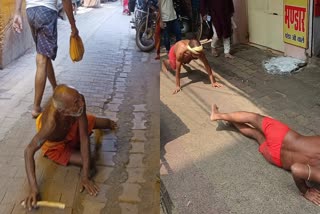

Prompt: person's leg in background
[
  {"left": 223, "top": 37, "right": 234, "bottom": 59},
  {"left": 154, "top": 13, "right": 161, "bottom": 60},
  {"left": 163, "top": 22, "right": 171, "bottom": 52},
  {"left": 172, "top": 18, "right": 182, "bottom": 42},
  {"left": 211, "top": 23, "right": 219, "bottom": 57}
]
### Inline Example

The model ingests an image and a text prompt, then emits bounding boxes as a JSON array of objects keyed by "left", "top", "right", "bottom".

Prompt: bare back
[{"left": 281, "top": 130, "right": 320, "bottom": 169}]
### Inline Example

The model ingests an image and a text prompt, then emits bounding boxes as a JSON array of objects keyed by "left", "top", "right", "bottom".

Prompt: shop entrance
[{"left": 247, "top": 0, "right": 284, "bottom": 52}]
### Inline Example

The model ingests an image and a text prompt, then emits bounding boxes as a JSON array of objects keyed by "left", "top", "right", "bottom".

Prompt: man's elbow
[
  {"left": 290, "top": 163, "right": 304, "bottom": 177},
  {"left": 24, "top": 144, "right": 36, "bottom": 159}
]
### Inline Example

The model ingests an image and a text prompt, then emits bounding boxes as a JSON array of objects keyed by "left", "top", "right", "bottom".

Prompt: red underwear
[
  {"left": 168, "top": 45, "right": 176, "bottom": 70},
  {"left": 259, "top": 117, "right": 290, "bottom": 167}
]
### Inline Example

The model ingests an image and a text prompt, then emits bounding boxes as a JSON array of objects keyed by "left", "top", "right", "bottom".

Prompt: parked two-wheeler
[
  {"left": 130, "top": 0, "right": 147, "bottom": 31},
  {"left": 135, "top": 0, "right": 158, "bottom": 52}
]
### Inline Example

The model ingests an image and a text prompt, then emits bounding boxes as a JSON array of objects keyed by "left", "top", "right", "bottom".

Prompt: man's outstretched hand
[
  {"left": 22, "top": 191, "right": 40, "bottom": 211},
  {"left": 304, "top": 188, "right": 320, "bottom": 206},
  {"left": 80, "top": 178, "right": 99, "bottom": 196},
  {"left": 212, "top": 82, "right": 222, "bottom": 88},
  {"left": 173, "top": 87, "right": 182, "bottom": 94}
]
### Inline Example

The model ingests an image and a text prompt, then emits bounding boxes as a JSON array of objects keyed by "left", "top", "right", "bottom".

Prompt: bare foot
[
  {"left": 224, "top": 53, "right": 235, "bottom": 59},
  {"left": 211, "top": 48, "right": 219, "bottom": 57},
  {"left": 210, "top": 104, "right": 220, "bottom": 121},
  {"left": 172, "top": 87, "right": 182, "bottom": 94},
  {"left": 108, "top": 119, "right": 118, "bottom": 130},
  {"left": 161, "top": 61, "right": 169, "bottom": 73}
]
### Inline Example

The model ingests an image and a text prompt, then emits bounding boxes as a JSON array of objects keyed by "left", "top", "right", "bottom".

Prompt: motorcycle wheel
[{"left": 136, "top": 19, "right": 155, "bottom": 52}]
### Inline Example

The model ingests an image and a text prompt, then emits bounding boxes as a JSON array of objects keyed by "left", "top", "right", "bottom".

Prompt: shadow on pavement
[{"left": 160, "top": 101, "right": 190, "bottom": 169}]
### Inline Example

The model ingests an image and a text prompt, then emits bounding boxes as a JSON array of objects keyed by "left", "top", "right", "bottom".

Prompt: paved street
[
  {"left": 160, "top": 43, "right": 320, "bottom": 213},
  {"left": 0, "top": 2, "right": 159, "bottom": 213}
]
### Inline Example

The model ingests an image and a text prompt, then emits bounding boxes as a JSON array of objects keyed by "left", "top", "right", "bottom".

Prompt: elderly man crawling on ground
[{"left": 23, "top": 84, "right": 117, "bottom": 210}]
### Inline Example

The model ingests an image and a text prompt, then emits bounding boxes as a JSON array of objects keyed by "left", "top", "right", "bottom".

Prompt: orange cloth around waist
[{"left": 36, "top": 113, "right": 96, "bottom": 165}]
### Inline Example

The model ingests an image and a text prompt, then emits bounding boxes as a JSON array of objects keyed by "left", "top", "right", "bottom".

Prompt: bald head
[{"left": 52, "top": 84, "right": 80, "bottom": 111}]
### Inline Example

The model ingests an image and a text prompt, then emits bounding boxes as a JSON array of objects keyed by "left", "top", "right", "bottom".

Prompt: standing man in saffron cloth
[
  {"left": 13, "top": 0, "right": 79, "bottom": 118},
  {"left": 200, "top": 0, "right": 235, "bottom": 59},
  {"left": 162, "top": 39, "right": 222, "bottom": 94},
  {"left": 210, "top": 104, "right": 320, "bottom": 206}
]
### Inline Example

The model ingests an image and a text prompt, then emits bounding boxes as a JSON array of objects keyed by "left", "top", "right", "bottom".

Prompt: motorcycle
[
  {"left": 173, "top": 0, "right": 203, "bottom": 40},
  {"left": 130, "top": 0, "right": 148, "bottom": 31},
  {"left": 135, "top": 0, "right": 158, "bottom": 52}
]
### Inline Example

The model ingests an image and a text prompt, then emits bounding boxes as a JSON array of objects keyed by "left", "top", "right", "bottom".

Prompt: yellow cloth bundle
[
  {"left": 187, "top": 45, "right": 203, "bottom": 55},
  {"left": 69, "top": 35, "right": 85, "bottom": 62}
]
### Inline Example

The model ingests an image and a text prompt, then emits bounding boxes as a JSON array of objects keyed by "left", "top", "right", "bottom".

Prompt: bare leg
[
  {"left": 223, "top": 37, "right": 235, "bottom": 59},
  {"left": 210, "top": 104, "right": 264, "bottom": 132},
  {"left": 69, "top": 151, "right": 82, "bottom": 166},
  {"left": 162, "top": 59, "right": 171, "bottom": 73},
  {"left": 232, "top": 122, "right": 265, "bottom": 145},
  {"left": 94, "top": 117, "right": 118, "bottom": 130},
  {"left": 33, "top": 54, "right": 48, "bottom": 117},
  {"left": 46, "top": 59, "right": 57, "bottom": 90},
  {"left": 69, "top": 151, "right": 97, "bottom": 178}
]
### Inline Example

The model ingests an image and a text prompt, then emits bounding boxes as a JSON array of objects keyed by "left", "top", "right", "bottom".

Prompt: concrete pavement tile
[
  {"left": 118, "top": 183, "right": 141, "bottom": 203},
  {"left": 110, "top": 98, "right": 124, "bottom": 104},
  {"left": 127, "top": 168, "right": 146, "bottom": 183},
  {"left": 103, "top": 111, "right": 118, "bottom": 122},
  {"left": 129, "top": 142, "right": 144, "bottom": 154},
  {"left": 83, "top": 184, "right": 111, "bottom": 203},
  {"left": 96, "top": 152, "right": 116, "bottom": 167},
  {"left": 60, "top": 180, "right": 78, "bottom": 207},
  {"left": 106, "top": 103, "right": 120, "bottom": 112},
  {"left": 50, "top": 167, "right": 69, "bottom": 183},
  {"left": 100, "top": 139, "right": 117, "bottom": 152},
  {"left": 114, "top": 93, "right": 125, "bottom": 99},
  {"left": 94, "top": 166, "right": 113, "bottom": 183},
  {"left": 115, "top": 86, "right": 126, "bottom": 92},
  {"left": 127, "top": 154, "right": 145, "bottom": 168},
  {"left": 116, "top": 77, "right": 127, "bottom": 83},
  {"left": 119, "top": 73, "right": 128, "bottom": 78},
  {"left": 0, "top": 203, "right": 14, "bottom": 214},
  {"left": 64, "top": 167, "right": 80, "bottom": 183},
  {"left": 119, "top": 202, "right": 138, "bottom": 214},
  {"left": 82, "top": 200, "right": 105, "bottom": 213},
  {"left": 295, "top": 115, "right": 311, "bottom": 127},
  {"left": 131, "top": 130, "right": 147, "bottom": 142},
  {"left": 132, "top": 119, "right": 147, "bottom": 130},
  {"left": 40, "top": 181, "right": 62, "bottom": 202},
  {"left": 133, "top": 104, "right": 147, "bottom": 112},
  {"left": 133, "top": 112, "right": 145, "bottom": 120},
  {"left": 123, "top": 66, "right": 132, "bottom": 73}
]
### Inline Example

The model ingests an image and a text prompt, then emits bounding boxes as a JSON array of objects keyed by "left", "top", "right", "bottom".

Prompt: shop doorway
[{"left": 247, "top": 0, "right": 284, "bottom": 52}]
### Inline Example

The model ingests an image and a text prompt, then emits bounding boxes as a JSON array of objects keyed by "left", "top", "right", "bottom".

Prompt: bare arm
[
  {"left": 62, "top": 0, "right": 78, "bottom": 36},
  {"left": 13, "top": 0, "right": 24, "bottom": 33},
  {"left": 78, "top": 95, "right": 99, "bottom": 195},
  {"left": 24, "top": 120, "right": 54, "bottom": 210},
  {"left": 198, "top": 53, "right": 222, "bottom": 87},
  {"left": 78, "top": 96, "right": 90, "bottom": 179},
  {"left": 291, "top": 163, "right": 320, "bottom": 205},
  {"left": 15, "top": 0, "right": 23, "bottom": 13},
  {"left": 173, "top": 49, "right": 183, "bottom": 94}
]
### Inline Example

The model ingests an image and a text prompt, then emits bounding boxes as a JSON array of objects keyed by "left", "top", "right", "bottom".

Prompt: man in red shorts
[
  {"left": 23, "top": 84, "right": 117, "bottom": 210},
  {"left": 162, "top": 39, "right": 222, "bottom": 94},
  {"left": 210, "top": 104, "right": 320, "bottom": 206}
]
